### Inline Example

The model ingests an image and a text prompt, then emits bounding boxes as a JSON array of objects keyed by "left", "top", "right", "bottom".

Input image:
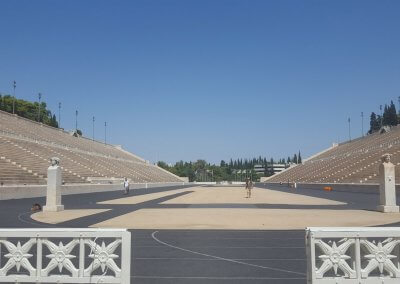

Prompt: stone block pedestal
[
  {"left": 377, "top": 154, "right": 399, "bottom": 213},
  {"left": 377, "top": 205, "right": 399, "bottom": 213},
  {"left": 43, "top": 158, "right": 64, "bottom": 212}
]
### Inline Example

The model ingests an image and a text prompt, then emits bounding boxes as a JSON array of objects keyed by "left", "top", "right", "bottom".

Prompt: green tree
[
  {"left": 383, "top": 105, "right": 390, "bottom": 126},
  {"left": 0, "top": 93, "right": 59, "bottom": 128},
  {"left": 389, "top": 101, "right": 398, "bottom": 126},
  {"left": 157, "top": 161, "right": 169, "bottom": 169},
  {"left": 369, "top": 112, "right": 380, "bottom": 133}
]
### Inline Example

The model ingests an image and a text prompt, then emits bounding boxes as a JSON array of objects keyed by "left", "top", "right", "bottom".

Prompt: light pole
[
  {"left": 12, "top": 81, "right": 16, "bottom": 114},
  {"left": 75, "top": 110, "right": 78, "bottom": 132},
  {"left": 92, "top": 116, "right": 95, "bottom": 141},
  {"left": 348, "top": 117, "right": 351, "bottom": 141},
  {"left": 398, "top": 96, "right": 400, "bottom": 114},
  {"left": 361, "top": 112, "right": 364, "bottom": 137},
  {"left": 58, "top": 102, "right": 61, "bottom": 128},
  {"left": 104, "top": 121, "right": 107, "bottom": 144},
  {"left": 37, "top": 93, "right": 42, "bottom": 122}
]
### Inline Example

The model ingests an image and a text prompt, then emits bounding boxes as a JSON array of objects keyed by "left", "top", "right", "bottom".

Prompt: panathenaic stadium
[{"left": 1, "top": 108, "right": 400, "bottom": 284}]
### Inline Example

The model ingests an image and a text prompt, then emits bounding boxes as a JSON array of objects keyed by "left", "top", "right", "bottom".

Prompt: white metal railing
[
  {"left": 0, "top": 228, "right": 131, "bottom": 283},
  {"left": 306, "top": 227, "right": 400, "bottom": 284}
]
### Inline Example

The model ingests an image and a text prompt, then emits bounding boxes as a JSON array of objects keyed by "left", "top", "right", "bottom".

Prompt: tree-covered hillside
[
  {"left": 0, "top": 94, "right": 58, "bottom": 128},
  {"left": 369, "top": 100, "right": 398, "bottom": 134}
]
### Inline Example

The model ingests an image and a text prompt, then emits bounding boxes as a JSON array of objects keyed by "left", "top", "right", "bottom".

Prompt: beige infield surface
[
  {"left": 32, "top": 186, "right": 400, "bottom": 230},
  {"left": 91, "top": 208, "right": 400, "bottom": 230},
  {"left": 32, "top": 209, "right": 110, "bottom": 224},
  {"left": 160, "top": 186, "right": 346, "bottom": 205},
  {"left": 98, "top": 188, "right": 185, "bottom": 205}
]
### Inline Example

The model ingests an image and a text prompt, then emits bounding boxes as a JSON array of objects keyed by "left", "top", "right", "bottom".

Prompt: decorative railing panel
[
  {"left": 306, "top": 227, "right": 400, "bottom": 284},
  {"left": 0, "top": 228, "right": 131, "bottom": 283}
]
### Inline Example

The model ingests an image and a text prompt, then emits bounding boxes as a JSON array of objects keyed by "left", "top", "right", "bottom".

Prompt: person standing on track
[
  {"left": 123, "top": 177, "right": 130, "bottom": 195},
  {"left": 245, "top": 178, "right": 253, "bottom": 198}
]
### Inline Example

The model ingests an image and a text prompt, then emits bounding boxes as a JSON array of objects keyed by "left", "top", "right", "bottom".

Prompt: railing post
[
  {"left": 36, "top": 236, "right": 42, "bottom": 279},
  {"left": 79, "top": 236, "right": 84, "bottom": 277},
  {"left": 121, "top": 231, "right": 131, "bottom": 284},
  {"left": 306, "top": 228, "right": 316, "bottom": 284},
  {"left": 355, "top": 236, "right": 361, "bottom": 282}
]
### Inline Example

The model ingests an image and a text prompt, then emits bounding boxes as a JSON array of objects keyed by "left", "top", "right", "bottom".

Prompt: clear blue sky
[{"left": 1, "top": 0, "right": 399, "bottom": 164}]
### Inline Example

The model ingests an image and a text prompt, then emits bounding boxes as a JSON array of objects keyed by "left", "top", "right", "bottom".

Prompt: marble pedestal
[
  {"left": 377, "top": 158, "right": 399, "bottom": 213},
  {"left": 43, "top": 165, "right": 64, "bottom": 212}
]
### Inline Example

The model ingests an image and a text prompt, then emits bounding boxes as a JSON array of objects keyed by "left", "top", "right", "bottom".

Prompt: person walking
[
  {"left": 248, "top": 179, "right": 253, "bottom": 198},
  {"left": 245, "top": 178, "right": 253, "bottom": 198},
  {"left": 123, "top": 177, "right": 130, "bottom": 195}
]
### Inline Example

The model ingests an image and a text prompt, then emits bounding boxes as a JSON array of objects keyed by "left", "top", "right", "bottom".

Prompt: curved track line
[
  {"left": 151, "top": 231, "right": 306, "bottom": 276},
  {"left": 18, "top": 211, "right": 55, "bottom": 228}
]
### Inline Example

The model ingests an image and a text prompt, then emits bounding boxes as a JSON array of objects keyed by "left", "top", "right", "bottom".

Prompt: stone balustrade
[
  {"left": 0, "top": 228, "right": 131, "bottom": 283},
  {"left": 306, "top": 227, "right": 400, "bottom": 284}
]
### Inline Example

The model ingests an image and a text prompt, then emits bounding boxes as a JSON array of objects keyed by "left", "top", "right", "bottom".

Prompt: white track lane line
[
  {"left": 135, "top": 257, "right": 306, "bottom": 261},
  {"left": 135, "top": 245, "right": 304, "bottom": 249},
  {"left": 17, "top": 211, "right": 55, "bottom": 228},
  {"left": 151, "top": 231, "right": 306, "bottom": 276},
  {"left": 133, "top": 276, "right": 305, "bottom": 280}
]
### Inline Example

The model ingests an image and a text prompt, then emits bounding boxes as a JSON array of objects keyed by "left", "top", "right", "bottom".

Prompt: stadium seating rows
[
  {"left": 268, "top": 126, "right": 400, "bottom": 184},
  {"left": 0, "top": 110, "right": 182, "bottom": 185}
]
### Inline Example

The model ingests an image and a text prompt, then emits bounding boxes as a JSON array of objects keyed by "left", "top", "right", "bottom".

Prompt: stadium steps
[{"left": 268, "top": 125, "right": 400, "bottom": 184}]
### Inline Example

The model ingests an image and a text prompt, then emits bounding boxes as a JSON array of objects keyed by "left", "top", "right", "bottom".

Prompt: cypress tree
[
  {"left": 377, "top": 115, "right": 382, "bottom": 129},
  {"left": 293, "top": 154, "right": 298, "bottom": 164},
  {"left": 389, "top": 101, "right": 398, "bottom": 126},
  {"left": 383, "top": 105, "right": 390, "bottom": 126},
  {"left": 369, "top": 112, "right": 380, "bottom": 133},
  {"left": 298, "top": 151, "right": 302, "bottom": 164}
]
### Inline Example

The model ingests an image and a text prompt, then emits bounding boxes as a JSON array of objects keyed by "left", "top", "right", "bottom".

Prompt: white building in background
[
  {"left": 253, "top": 164, "right": 266, "bottom": 176},
  {"left": 266, "top": 163, "right": 288, "bottom": 175}
]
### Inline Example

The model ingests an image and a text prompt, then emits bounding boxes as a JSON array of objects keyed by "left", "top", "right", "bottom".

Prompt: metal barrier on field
[
  {"left": 306, "top": 227, "right": 400, "bottom": 284},
  {"left": 0, "top": 228, "right": 131, "bottom": 283}
]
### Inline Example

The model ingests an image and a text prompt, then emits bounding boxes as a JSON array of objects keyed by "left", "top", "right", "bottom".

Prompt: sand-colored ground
[
  {"left": 161, "top": 186, "right": 346, "bottom": 205},
  {"left": 32, "top": 209, "right": 109, "bottom": 224},
  {"left": 31, "top": 186, "right": 400, "bottom": 229},
  {"left": 91, "top": 208, "right": 400, "bottom": 230},
  {"left": 97, "top": 188, "right": 185, "bottom": 205}
]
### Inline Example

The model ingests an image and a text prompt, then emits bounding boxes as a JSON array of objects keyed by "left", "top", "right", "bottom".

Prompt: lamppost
[
  {"left": 348, "top": 117, "right": 351, "bottom": 141},
  {"left": 12, "top": 81, "right": 16, "bottom": 114},
  {"left": 104, "top": 121, "right": 107, "bottom": 144},
  {"left": 361, "top": 112, "right": 364, "bottom": 137},
  {"left": 398, "top": 96, "right": 400, "bottom": 114},
  {"left": 92, "top": 116, "right": 95, "bottom": 141},
  {"left": 37, "top": 93, "right": 42, "bottom": 122},
  {"left": 75, "top": 110, "right": 78, "bottom": 132},
  {"left": 58, "top": 102, "right": 61, "bottom": 128}
]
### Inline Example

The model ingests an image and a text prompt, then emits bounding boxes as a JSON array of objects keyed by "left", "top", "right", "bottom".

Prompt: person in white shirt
[{"left": 123, "top": 177, "right": 130, "bottom": 195}]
